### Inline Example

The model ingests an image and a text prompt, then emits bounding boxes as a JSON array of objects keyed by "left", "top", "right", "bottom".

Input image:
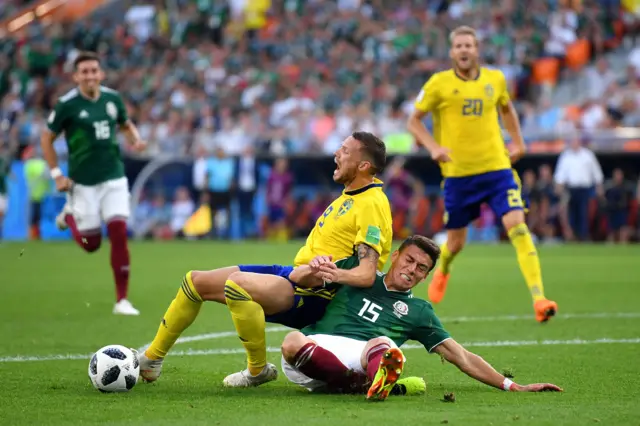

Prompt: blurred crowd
[
  {"left": 2, "top": 0, "right": 640, "bottom": 243},
  {"left": 0, "top": 0, "right": 638, "bottom": 160}
]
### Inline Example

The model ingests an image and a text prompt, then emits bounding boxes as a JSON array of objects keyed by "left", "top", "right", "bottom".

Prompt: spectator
[
  {"left": 383, "top": 157, "right": 423, "bottom": 239},
  {"left": 585, "top": 58, "right": 617, "bottom": 100},
  {"left": 521, "top": 169, "right": 541, "bottom": 237},
  {"left": 192, "top": 145, "right": 208, "bottom": 198},
  {"left": 148, "top": 194, "right": 173, "bottom": 240},
  {"left": 0, "top": 145, "right": 9, "bottom": 238},
  {"left": 206, "top": 147, "right": 235, "bottom": 238},
  {"left": 170, "top": 187, "right": 195, "bottom": 239},
  {"left": 236, "top": 146, "right": 259, "bottom": 238},
  {"left": 537, "top": 164, "right": 571, "bottom": 242},
  {"left": 266, "top": 158, "right": 293, "bottom": 242},
  {"left": 23, "top": 147, "right": 48, "bottom": 240},
  {"left": 554, "top": 137, "right": 604, "bottom": 241},
  {"left": 603, "top": 169, "right": 634, "bottom": 243}
]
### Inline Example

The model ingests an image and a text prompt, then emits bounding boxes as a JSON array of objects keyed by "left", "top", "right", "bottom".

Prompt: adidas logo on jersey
[{"left": 79, "top": 110, "right": 89, "bottom": 118}]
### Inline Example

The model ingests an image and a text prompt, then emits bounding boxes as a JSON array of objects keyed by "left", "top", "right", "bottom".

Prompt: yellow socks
[
  {"left": 224, "top": 279, "right": 267, "bottom": 376},
  {"left": 508, "top": 223, "right": 545, "bottom": 302},
  {"left": 145, "top": 271, "right": 203, "bottom": 360},
  {"left": 439, "top": 242, "right": 458, "bottom": 275}
]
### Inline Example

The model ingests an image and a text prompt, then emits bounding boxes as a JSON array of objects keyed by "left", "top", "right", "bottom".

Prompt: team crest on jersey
[
  {"left": 336, "top": 198, "right": 354, "bottom": 217},
  {"left": 393, "top": 301, "right": 409, "bottom": 318},
  {"left": 106, "top": 102, "right": 117, "bottom": 119},
  {"left": 484, "top": 84, "right": 494, "bottom": 98}
]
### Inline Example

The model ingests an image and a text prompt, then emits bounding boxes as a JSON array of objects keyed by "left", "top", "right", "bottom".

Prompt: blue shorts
[
  {"left": 608, "top": 211, "right": 628, "bottom": 231},
  {"left": 237, "top": 264, "right": 332, "bottom": 330},
  {"left": 268, "top": 206, "right": 286, "bottom": 223},
  {"left": 443, "top": 169, "right": 527, "bottom": 229}
]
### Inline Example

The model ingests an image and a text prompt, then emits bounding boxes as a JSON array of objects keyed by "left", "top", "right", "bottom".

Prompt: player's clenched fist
[
  {"left": 431, "top": 146, "right": 452, "bottom": 163},
  {"left": 130, "top": 139, "right": 147, "bottom": 152},
  {"left": 55, "top": 175, "right": 73, "bottom": 192}
]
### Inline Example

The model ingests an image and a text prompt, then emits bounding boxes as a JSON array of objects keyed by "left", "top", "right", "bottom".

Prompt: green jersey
[
  {"left": 47, "top": 86, "right": 128, "bottom": 186},
  {"left": 303, "top": 272, "right": 450, "bottom": 352}
]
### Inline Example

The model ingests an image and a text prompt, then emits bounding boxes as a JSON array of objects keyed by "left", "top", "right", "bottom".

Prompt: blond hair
[{"left": 449, "top": 26, "right": 478, "bottom": 45}]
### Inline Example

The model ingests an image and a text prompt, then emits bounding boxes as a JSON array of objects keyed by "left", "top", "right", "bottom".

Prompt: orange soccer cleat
[
  {"left": 534, "top": 299, "right": 558, "bottom": 323},
  {"left": 366, "top": 348, "right": 405, "bottom": 401},
  {"left": 428, "top": 269, "right": 450, "bottom": 304}
]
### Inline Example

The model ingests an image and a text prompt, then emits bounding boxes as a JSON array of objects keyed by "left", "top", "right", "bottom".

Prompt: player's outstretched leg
[
  {"left": 107, "top": 218, "right": 138, "bottom": 315},
  {"left": 428, "top": 229, "right": 465, "bottom": 304},
  {"left": 139, "top": 267, "right": 238, "bottom": 382},
  {"left": 503, "top": 211, "right": 558, "bottom": 323},
  {"left": 222, "top": 272, "right": 294, "bottom": 387},
  {"left": 140, "top": 271, "right": 205, "bottom": 381},
  {"left": 364, "top": 338, "right": 405, "bottom": 401}
]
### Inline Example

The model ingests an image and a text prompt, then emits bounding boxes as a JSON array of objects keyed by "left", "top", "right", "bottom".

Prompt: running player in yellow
[
  {"left": 407, "top": 26, "right": 558, "bottom": 322},
  {"left": 138, "top": 131, "right": 396, "bottom": 386}
]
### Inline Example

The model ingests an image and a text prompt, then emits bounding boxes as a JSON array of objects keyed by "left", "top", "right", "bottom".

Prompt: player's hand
[
  {"left": 513, "top": 383, "right": 563, "bottom": 392},
  {"left": 55, "top": 176, "right": 73, "bottom": 192},
  {"left": 431, "top": 146, "right": 452, "bottom": 163},
  {"left": 309, "top": 255, "right": 333, "bottom": 270},
  {"left": 508, "top": 144, "right": 526, "bottom": 164},
  {"left": 130, "top": 139, "right": 147, "bottom": 153},
  {"left": 317, "top": 263, "right": 339, "bottom": 284}
]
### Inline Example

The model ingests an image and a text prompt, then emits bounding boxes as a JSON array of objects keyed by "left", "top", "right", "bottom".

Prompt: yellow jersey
[
  {"left": 414, "top": 67, "right": 511, "bottom": 178},
  {"left": 294, "top": 178, "right": 392, "bottom": 271}
]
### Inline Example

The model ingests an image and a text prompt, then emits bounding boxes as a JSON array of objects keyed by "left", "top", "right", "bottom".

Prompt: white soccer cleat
[
  {"left": 223, "top": 363, "right": 278, "bottom": 388},
  {"left": 138, "top": 351, "right": 163, "bottom": 382},
  {"left": 113, "top": 299, "right": 140, "bottom": 316},
  {"left": 55, "top": 201, "right": 73, "bottom": 230}
]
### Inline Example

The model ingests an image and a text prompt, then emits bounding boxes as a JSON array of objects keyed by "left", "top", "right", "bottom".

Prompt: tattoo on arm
[{"left": 357, "top": 243, "right": 380, "bottom": 265}]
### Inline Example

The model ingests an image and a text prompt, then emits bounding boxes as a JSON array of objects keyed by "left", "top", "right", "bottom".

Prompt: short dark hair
[
  {"left": 352, "top": 131, "right": 386, "bottom": 175},
  {"left": 74, "top": 51, "right": 100, "bottom": 70},
  {"left": 398, "top": 235, "right": 441, "bottom": 271}
]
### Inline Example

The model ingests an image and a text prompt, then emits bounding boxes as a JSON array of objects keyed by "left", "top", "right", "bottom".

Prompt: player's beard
[{"left": 334, "top": 167, "right": 356, "bottom": 186}]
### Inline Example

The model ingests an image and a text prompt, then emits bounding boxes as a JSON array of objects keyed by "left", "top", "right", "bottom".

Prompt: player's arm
[
  {"left": 41, "top": 104, "right": 72, "bottom": 192},
  {"left": 496, "top": 72, "right": 526, "bottom": 164},
  {"left": 116, "top": 95, "right": 146, "bottom": 152},
  {"left": 433, "top": 339, "right": 562, "bottom": 392},
  {"left": 407, "top": 74, "right": 450, "bottom": 162}
]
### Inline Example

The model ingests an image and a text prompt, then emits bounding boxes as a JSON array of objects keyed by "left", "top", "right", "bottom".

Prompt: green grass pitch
[{"left": 1, "top": 241, "right": 639, "bottom": 425}]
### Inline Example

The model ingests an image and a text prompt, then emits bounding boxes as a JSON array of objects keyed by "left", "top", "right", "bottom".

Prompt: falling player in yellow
[
  {"left": 138, "top": 131, "right": 395, "bottom": 387},
  {"left": 407, "top": 26, "right": 558, "bottom": 322}
]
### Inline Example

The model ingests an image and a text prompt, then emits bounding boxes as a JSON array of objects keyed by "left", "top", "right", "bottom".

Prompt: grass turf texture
[{"left": 1, "top": 241, "right": 639, "bottom": 425}]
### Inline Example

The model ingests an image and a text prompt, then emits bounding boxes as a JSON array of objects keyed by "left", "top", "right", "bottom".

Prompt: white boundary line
[
  {"left": 1, "top": 337, "right": 639, "bottom": 363},
  {"left": 2, "top": 311, "right": 639, "bottom": 364}
]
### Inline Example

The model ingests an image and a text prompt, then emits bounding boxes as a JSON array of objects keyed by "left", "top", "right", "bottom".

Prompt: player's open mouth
[
  {"left": 334, "top": 157, "right": 340, "bottom": 176},
  {"left": 400, "top": 273, "right": 411, "bottom": 282}
]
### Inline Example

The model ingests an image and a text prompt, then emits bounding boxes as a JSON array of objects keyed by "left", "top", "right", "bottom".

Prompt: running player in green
[
  {"left": 282, "top": 235, "right": 562, "bottom": 400},
  {"left": 40, "top": 51, "right": 147, "bottom": 315}
]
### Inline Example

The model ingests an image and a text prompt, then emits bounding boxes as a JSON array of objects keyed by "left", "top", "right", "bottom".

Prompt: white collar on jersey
[{"left": 382, "top": 275, "right": 412, "bottom": 294}]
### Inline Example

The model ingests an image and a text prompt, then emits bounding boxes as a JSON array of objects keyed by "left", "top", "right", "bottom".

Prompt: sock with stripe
[
  {"left": 224, "top": 279, "right": 267, "bottom": 376},
  {"left": 508, "top": 223, "right": 546, "bottom": 302},
  {"left": 438, "top": 241, "right": 458, "bottom": 275},
  {"left": 365, "top": 342, "right": 391, "bottom": 381},
  {"left": 145, "top": 271, "right": 202, "bottom": 360},
  {"left": 293, "top": 342, "right": 350, "bottom": 384}
]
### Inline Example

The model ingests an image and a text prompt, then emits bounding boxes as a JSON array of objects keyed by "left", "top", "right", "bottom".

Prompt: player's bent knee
[
  {"left": 191, "top": 267, "right": 239, "bottom": 303},
  {"left": 502, "top": 210, "right": 526, "bottom": 231},
  {"left": 446, "top": 233, "right": 466, "bottom": 253},
  {"left": 281, "top": 331, "right": 309, "bottom": 363}
]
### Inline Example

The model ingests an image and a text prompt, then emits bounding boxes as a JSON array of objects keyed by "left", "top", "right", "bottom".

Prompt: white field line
[
  {"left": 2, "top": 312, "right": 639, "bottom": 364},
  {"left": 1, "top": 337, "right": 639, "bottom": 363}
]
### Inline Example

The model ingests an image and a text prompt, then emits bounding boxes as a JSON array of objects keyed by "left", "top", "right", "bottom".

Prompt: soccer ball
[{"left": 88, "top": 345, "right": 140, "bottom": 392}]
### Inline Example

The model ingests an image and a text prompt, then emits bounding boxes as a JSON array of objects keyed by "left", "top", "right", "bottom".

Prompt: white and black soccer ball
[{"left": 88, "top": 345, "right": 140, "bottom": 393}]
